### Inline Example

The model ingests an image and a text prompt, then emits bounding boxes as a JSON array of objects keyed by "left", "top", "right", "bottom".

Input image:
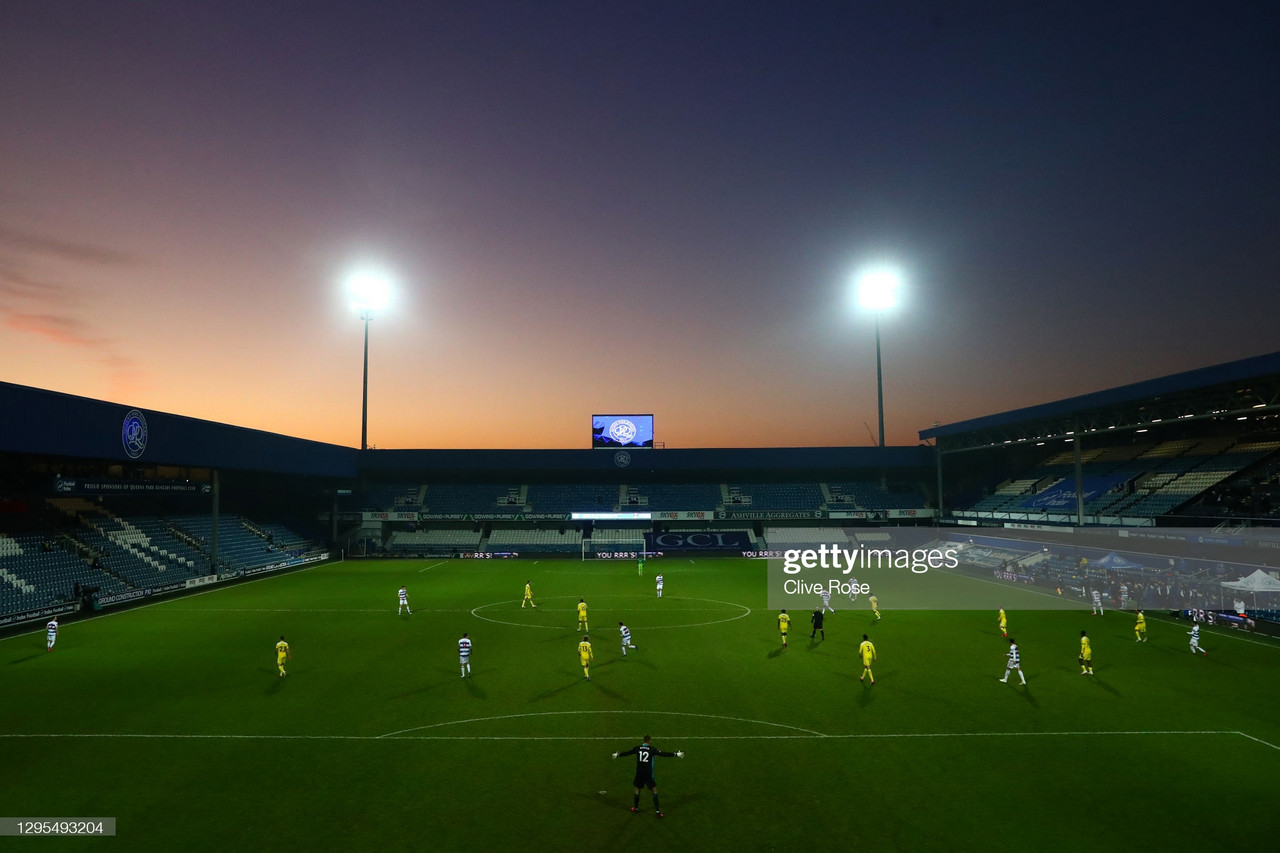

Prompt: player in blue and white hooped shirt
[
  {"left": 458, "top": 633, "right": 473, "bottom": 677},
  {"left": 999, "top": 637, "right": 1026, "bottom": 685},
  {"left": 619, "top": 622, "right": 637, "bottom": 656},
  {"left": 398, "top": 585, "right": 411, "bottom": 615},
  {"left": 46, "top": 617, "right": 58, "bottom": 652},
  {"left": 1091, "top": 589, "right": 1104, "bottom": 615},
  {"left": 655, "top": 573, "right": 664, "bottom": 598},
  {"left": 1187, "top": 624, "right": 1208, "bottom": 656},
  {"left": 848, "top": 577, "right": 860, "bottom": 603},
  {"left": 819, "top": 587, "right": 835, "bottom": 614}
]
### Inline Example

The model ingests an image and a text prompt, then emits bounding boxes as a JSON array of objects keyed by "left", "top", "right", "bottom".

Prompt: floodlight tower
[
  {"left": 855, "top": 267, "right": 902, "bottom": 447},
  {"left": 346, "top": 267, "right": 393, "bottom": 451}
]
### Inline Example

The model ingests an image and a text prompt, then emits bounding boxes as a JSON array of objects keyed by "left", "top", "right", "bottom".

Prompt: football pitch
[{"left": 2, "top": 557, "right": 1278, "bottom": 851}]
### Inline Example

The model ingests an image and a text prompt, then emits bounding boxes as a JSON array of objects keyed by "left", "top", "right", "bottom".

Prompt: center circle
[{"left": 470, "top": 594, "right": 751, "bottom": 630}]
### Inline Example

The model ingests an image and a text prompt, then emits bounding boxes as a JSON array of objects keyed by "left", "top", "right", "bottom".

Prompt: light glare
[
  {"left": 346, "top": 268, "right": 394, "bottom": 314},
  {"left": 855, "top": 267, "right": 902, "bottom": 312}
]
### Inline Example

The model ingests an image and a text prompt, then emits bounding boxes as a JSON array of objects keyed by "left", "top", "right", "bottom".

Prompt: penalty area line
[
  {"left": 418, "top": 561, "right": 447, "bottom": 573},
  {"left": 0, "top": 729, "right": 1253, "bottom": 745},
  {"left": 1236, "top": 731, "right": 1280, "bottom": 751}
]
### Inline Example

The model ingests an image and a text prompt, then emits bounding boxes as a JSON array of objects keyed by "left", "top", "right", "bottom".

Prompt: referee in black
[
  {"left": 613, "top": 735, "right": 684, "bottom": 817},
  {"left": 810, "top": 607, "right": 825, "bottom": 640}
]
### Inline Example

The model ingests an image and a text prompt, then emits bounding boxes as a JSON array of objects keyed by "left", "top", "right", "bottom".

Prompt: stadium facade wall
[{"left": 0, "top": 381, "right": 356, "bottom": 477}]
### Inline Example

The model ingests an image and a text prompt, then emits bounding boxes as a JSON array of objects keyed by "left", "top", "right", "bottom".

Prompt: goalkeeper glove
[
  {"left": 676, "top": 751, "right": 685, "bottom": 758},
  {"left": 611, "top": 752, "right": 619, "bottom": 759}
]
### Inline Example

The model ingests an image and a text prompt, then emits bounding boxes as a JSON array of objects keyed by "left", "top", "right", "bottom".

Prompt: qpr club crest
[
  {"left": 122, "top": 409, "right": 149, "bottom": 459},
  {"left": 608, "top": 418, "right": 637, "bottom": 445},
  {"left": 614, "top": 450, "right": 631, "bottom": 468}
]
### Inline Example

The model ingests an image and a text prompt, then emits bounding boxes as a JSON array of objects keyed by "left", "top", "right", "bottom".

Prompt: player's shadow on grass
[
  {"left": 619, "top": 657, "right": 657, "bottom": 670},
  {"left": 671, "top": 791, "right": 708, "bottom": 813},
  {"left": 767, "top": 646, "right": 787, "bottom": 659},
  {"left": 391, "top": 675, "right": 447, "bottom": 700},
  {"left": 539, "top": 633, "right": 580, "bottom": 644},
  {"left": 1088, "top": 674, "right": 1121, "bottom": 697},
  {"left": 6, "top": 653, "right": 43, "bottom": 665},
  {"left": 1014, "top": 684, "right": 1040, "bottom": 707},
  {"left": 529, "top": 677, "right": 588, "bottom": 703},
  {"left": 588, "top": 680, "right": 625, "bottom": 701},
  {"left": 464, "top": 677, "right": 487, "bottom": 699}
]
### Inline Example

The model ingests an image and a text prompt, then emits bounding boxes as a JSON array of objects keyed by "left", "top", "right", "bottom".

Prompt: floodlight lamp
[
  {"left": 346, "top": 268, "right": 394, "bottom": 315},
  {"left": 855, "top": 267, "right": 902, "bottom": 313}
]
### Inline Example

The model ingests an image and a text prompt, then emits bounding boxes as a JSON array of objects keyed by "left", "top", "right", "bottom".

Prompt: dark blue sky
[{"left": 1, "top": 2, "right": 1277, "bottom": 448}]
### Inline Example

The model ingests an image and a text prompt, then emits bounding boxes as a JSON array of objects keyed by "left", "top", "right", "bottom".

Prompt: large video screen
[{"left": 591, "top": 414, "right": 654, "bottom": 449}]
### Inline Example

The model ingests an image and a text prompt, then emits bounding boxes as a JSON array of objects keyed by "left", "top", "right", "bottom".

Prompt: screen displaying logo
[
  {"left": 122, "top": 409, "right": 149, "bottom": 459},
  {"left": 614, "top": 451, "right": 631, "bottom": 468},
  {"left": 591, "top": 414, "right": 654, "bottom": 449},
  {"left": 609, "top": 419, "right": 637, "bottom": 444}
]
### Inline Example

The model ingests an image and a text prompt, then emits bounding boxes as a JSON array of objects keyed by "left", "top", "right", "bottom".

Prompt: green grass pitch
[{"left": 2, "top": 556, "right": 1278, "bottom": 851}]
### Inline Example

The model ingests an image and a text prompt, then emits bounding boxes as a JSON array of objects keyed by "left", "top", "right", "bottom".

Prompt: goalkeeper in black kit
[{"left": 612, "top": 735, "right": 684, "bottom": 818}]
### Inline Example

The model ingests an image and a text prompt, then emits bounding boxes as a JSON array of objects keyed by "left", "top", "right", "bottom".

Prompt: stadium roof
[
  {"left": 1, "top": 380, "right": 931, "bottom": 479},
  {"left": 0, "top": 380, "right": 357, "bottom": 477},
  {"left": 919, "top": 350, "right": 1280, "bottom": 453},
  {"left": 362, "top": 446, "right": 930, "bottom": 477}
]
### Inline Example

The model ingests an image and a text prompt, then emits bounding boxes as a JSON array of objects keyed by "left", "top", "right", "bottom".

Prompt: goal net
[{"left": 582, "top": 533, "right": 648, "bottom": 561}]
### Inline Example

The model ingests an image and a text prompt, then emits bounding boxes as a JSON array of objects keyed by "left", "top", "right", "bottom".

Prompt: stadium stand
[
  {"left": 764, "top": 527, "right": 852, "bottom": 547},
  {"left": 827, "top": 482, "right": 928, "bottom": 510},
  {"left": 487, "top": 528, "right": 582, "bottom": 554},
  {"left": 954, "top": 436, "right": 1280, "bottom": 521},
  {"left": 627, "top": 483, "right": 722, "bottom": 509},
  {"left": 360, "top": 484, "right": 423, "bottom": 510},
  {"left": 524, "top": 484, "right": 617, "bottom": 514},
  {"left": 386, "top": 529, "right": 482, "bottom": 554},
  {"left": 725, "top": 482, "right": 824, "bottom": 510},
  {"left": 423, "top": 484, "right": 524, "bottom": 513}
]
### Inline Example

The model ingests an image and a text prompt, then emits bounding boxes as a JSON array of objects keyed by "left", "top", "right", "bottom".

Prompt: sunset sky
[{"left": 2, "top": 2, "right": 1277, "bottom": 450}]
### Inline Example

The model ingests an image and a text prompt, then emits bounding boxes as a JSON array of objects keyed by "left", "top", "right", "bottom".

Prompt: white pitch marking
[
  {"left": 1235, "top": 731, "right": 1280, "bottom": 751},
  {"left": 0, "top": 729, "right": 1254, "bottom": 745},
  {"left": 1147, "top": 614, "right": 1280, "bottom": 651},
  {"left": 377, "top": 709, "right": 826, "bottom": 739},
  {"left": 418, "top": 561, "right": 447, "bottom": 573}
]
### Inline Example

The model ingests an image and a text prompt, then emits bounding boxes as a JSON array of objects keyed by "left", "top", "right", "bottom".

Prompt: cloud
[
  {"left": 4, "top": 311, "right": 147, "bottom": 398},
  {"left": 6, "top": 311, "right": 101, "bottom": 347},
  {"left": 0, "top": 226, "right": 146, "bottom": 397},
  {"left": 0, "top": 226, "right": 135, "bottom": 266},
  {"left": 0, "top": 264, "right": 68, "bottom": 299}
]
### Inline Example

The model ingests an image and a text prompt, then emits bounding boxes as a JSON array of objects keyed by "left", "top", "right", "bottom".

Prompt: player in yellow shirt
[
  {"left": 522, "top": 581, "right": 537, "bottom": 608},
  {"left": 579, "top": 635, "right": 594, "bottom": 680},
  {"left": 275, "top": 635, "right": 291, "bottom": 678},
  {"left": 998, "top": 608, "right": 1008, "bottom": 638},
  {"left": 859, "top": 634, "right": 877, "bottom": 684},
  {"left": 577, "top": 598, "right": 589, "bottom": 631},
  {"left": 1134, "top": 611, "right": 1147, "bottom": 643},
  {"left": 869, "top": 594, "right": 881, "bottom": 620},
  {"left": 1079, "top": 630, "right": 1093, "bottom": 675},
  {"left": 778, "top": 609, "right": 791, "bottom": 648}
]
